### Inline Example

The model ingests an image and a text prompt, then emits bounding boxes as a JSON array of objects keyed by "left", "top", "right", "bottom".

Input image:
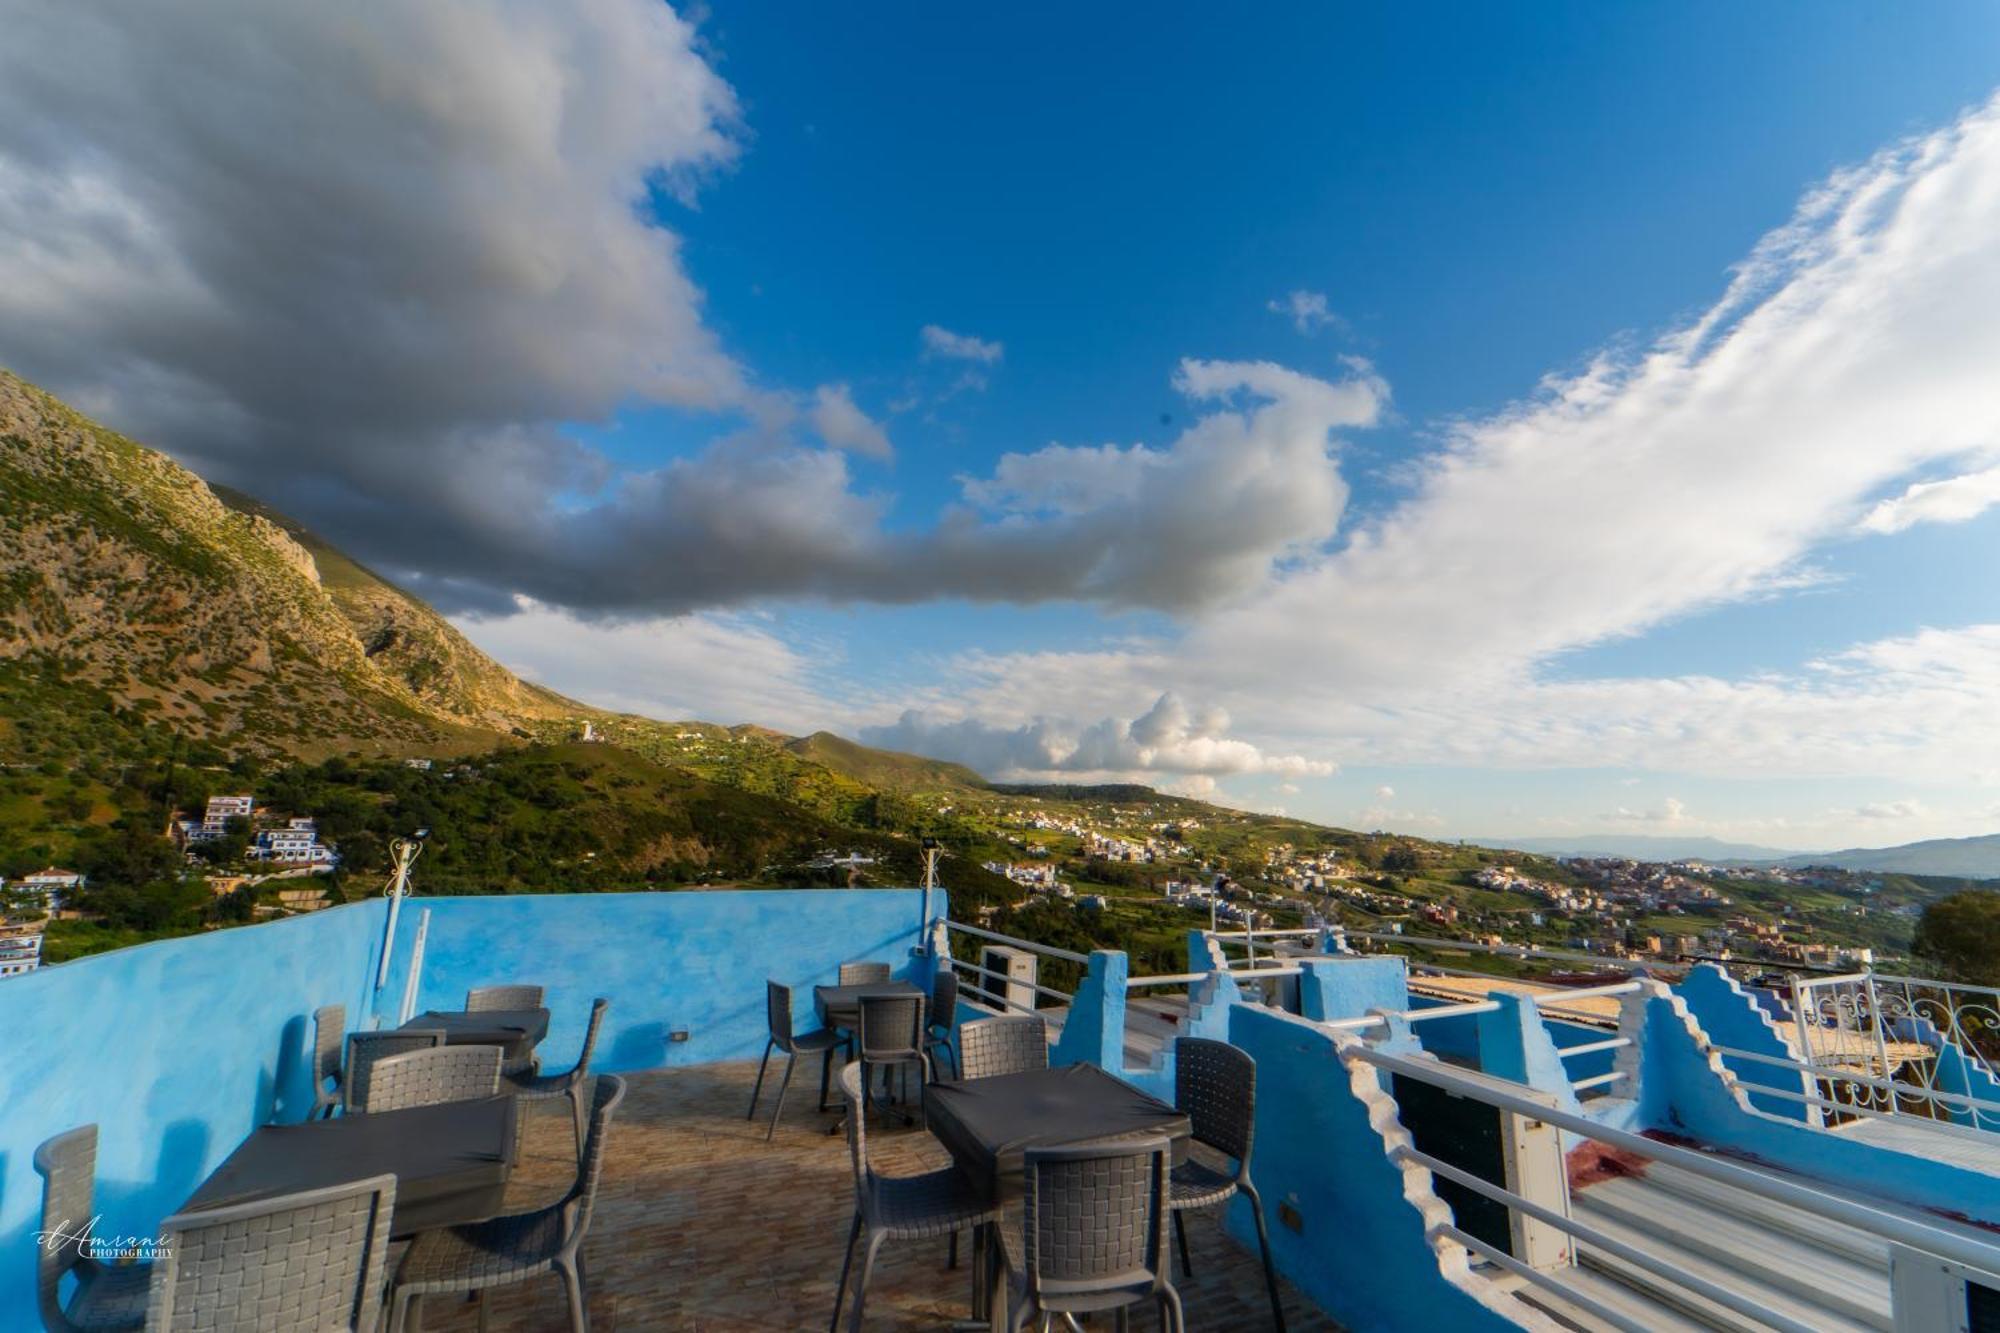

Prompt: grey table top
[
  {"left": 923, "top": 1063, "right": 1190, "bottom": 1201},
  {"left": 814, "top": 980, "right": 925, "bottom": 1027},
  {"left": 183, "top": 1096, "right": 519, "bottom": 1238},
  {"left": 401, "top": 1007, "right": 550, "bottom": 1058}
]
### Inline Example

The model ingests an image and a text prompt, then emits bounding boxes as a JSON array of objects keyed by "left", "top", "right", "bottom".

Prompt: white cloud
[
  {"left": 1858, "top": 465, "right": 2000, "bottom": 534},
  {"left": 1267, "top": 289, "right": 1343, "bottom": 335},
  {"left": 1374, "top": 784, "right": 1396, "bottom": 800},
  {"left": 920, "top": 324, "right": 1004, "bottom": 364},
  {"left": 808, "top": 383, "right": 892, "bottom": 459},
  {"left": 861, "top": 692, "right": 1334, "bottom": 783},
  {"left": 452, "top": 598, "right": 849, "bottom": 735},
  {"left": 1853, "top": 798, "right": 1927, "bottom": 821},
  {"left": 1602, "top": 797, "right": 1690, "bottom": 825}
]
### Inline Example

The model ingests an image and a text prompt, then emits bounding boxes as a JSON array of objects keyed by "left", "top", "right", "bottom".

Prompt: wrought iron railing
[{"left": 1787, "top": 970, "right": 2000, "bottom": 1131}]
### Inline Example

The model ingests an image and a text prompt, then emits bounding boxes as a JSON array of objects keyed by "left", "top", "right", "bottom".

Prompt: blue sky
[{"left": 7, "top": 3, "right": 2000, "bottom": 848}]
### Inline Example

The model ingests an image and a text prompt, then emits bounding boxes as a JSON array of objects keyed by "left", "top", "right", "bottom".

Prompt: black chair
[
  {"left": 1168, "top": 1037, "right": 1285, "bottom": 1330},
  {"left": 855, "top": 992, "right": 929, "bottom": 1127},
  {"left": 748, "top": 979, "right": 839, "bottom": 1140},
  {"left": 925, "top": 968, "right": 961, "bottom": 1079}
]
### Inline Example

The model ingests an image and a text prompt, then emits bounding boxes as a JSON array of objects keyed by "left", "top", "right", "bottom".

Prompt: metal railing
[
  {"left": 1788, "top": 970, "right": 2000, "bottom": 1131},
  {"left": 942, "top": 919, "right": 1079, "bottom": 1016},
  {"left": 1344, "top": 1039, "right": 2000, "bottom": 1331}
]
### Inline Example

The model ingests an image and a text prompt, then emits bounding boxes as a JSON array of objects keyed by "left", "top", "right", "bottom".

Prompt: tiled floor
[{"left": 401, "top": 1060, "right": 1342, "bottom": 1331}]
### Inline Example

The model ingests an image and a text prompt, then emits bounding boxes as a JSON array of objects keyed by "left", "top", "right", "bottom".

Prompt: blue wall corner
[
  {"left": 1051, "top": 949, "right": 1128, "bottom": 1073},
  {"left": 1296, "top": 956, "right": 1408, "bottom": 1023},
  {"left": 1673, "top": 963, "right": 1815, "bottom": 1122}
]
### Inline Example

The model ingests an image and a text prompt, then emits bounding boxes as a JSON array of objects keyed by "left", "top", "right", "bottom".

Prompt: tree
[
  {"left": 1912, "top": 890, "right": 2000, "bottom": 986},
  {"left": 1380, "top": 843, "right": 1422, "bottom": 874}
]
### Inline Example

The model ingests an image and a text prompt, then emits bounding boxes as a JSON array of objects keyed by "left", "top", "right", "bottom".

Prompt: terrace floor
[{"left": 402, "top": 1059, "right": 1344, "bottom": 1331}]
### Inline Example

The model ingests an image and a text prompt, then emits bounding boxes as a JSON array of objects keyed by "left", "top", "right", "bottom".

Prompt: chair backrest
[
  {"left": 838, "top": 961, "right": 890, "bottom": 986},
  {"left": 147, "top": 1173, "right": 395, "bottom": 1332},
  {"left": 352, "top": 1044, "right": 502, "bottom": 1114},
  {"left": 928, "top": 969, "right": 959, "bottom": 1033},
  {"left": 313, "top": 1004, "right": 346, "bottom": 1092},
  {"left": 466, "top": 984, "right": 544, "bottom": 1012},
  {"left": 34, "top": 1123, "right": 99, "bottom": 1330},
  {"left": 342, "top": 1030, "right": 445, "bottom": 1113},
  {"left": 836, "top": 1061, "right": 874, "bottom": 1213},
  {"left": 1175, "top": 1037, "right": 1256, "bottom": 1166},
  {"left": 571, "top": 997, "right": 611, "bottom": 1078},
  {"left": 1021, "top": 1139, "right": 1170, "bottom": 1309},
  {"left": 764, "top": 978, "right": 799, "bottom": 1048},
  {"left": 563, "top": 1074, "right": 628, "bottom": 1244},
  {"left": 958, "top": 1014, "right": 1049, "bottom": 1080},
  {"left": 856, "top": 994, "right": 923, "bottom": 1061}
]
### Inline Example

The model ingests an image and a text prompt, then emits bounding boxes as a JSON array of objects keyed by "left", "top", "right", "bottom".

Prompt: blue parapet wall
[
  {"left": 0, "top": 887, "right": 938, "bottom": 1319},
  {"left": 0, "top": 900, "right": 390, "bottom": 1318},
  {"left": 380, "top": 888, "right": 937, "bottom": 1074}
]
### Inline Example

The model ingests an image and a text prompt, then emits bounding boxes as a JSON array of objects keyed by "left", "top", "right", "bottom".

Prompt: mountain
[
  {"left": 1773, "top": 834, "right": 2000, "bottom": 880},
  {"left": 782, "top": 730, "right": 987, "bottom": 791},
  {"left": 1476, "top": 834, "right": 1808, "bottom": 862}
]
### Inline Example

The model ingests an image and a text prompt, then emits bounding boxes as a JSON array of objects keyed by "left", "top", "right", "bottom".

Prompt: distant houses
[
  {"left": 171, "top": 795, "right": 337, "bottom": 866},
  {"left": 0, "top": 866, "right": 73, "bottom": 978}
]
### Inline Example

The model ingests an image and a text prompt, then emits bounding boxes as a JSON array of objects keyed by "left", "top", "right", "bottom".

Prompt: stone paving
[{"left": 400, "top": 1059, "right": 1344, "bottom": 1331}]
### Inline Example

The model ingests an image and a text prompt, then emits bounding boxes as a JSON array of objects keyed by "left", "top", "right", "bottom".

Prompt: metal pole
[
  {"left": 374, "top": 837, "right": 421, "bottom": 992},
  {"left": 1863, "top": 972, "right": 1896, "bottom": 1116},
  {"left": 398, "top": 909, "right": 430, "bottom": 1025},
  {"left": 1790, "top": 974, "right": 1825, "bottom": 1128}
]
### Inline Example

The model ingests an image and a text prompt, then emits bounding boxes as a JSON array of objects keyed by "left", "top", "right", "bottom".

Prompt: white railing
[
  {"left": 1348, "top": 930, "right": 1656, "bottom": 974},
  {"left": 942, "top": 919, "right": 1079, "bottom": 1015},
  {"left": 1344, "top": 1040, "right": 2000, "bottom": 1331},
  {"left": 1788, "top": 970, "right": 2000, "bottom": 1131}
]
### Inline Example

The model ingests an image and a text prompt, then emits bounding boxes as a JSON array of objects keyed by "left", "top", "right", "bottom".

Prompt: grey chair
[
  {"left": 466, "top": 984, "right": 544, "bottom": 1012},
  {"left": 830, "top": 1062, "right": 998, "bottom": 1333},
  {"left": 352, "top": 1044, "right": 502, "bottom": 1114},
  {"left": 1168, "top": 1038, "right": 1284, "bottom": 1331},
  {"left": 998, "top": 1138, "right": 1183, "bottom": 1333},
  {"left": 507, "top": 996, "right": 611, "bottom": 1161},
  {"left": 958, "top": 1015, "right": 1049, "bottom": 1080},
  {"left": 856, "top": 993, "right": 929, "bottom": 1126},
  {"left": 747, "top": 980, "right": 839, "bottom": 1141},
  {"left": 146, "top": 1173, "right": 396, "bottom": 1333},
  {"left": 925, "top": 969, "right": 961, "bottom": 1080},
  {"left": 310, "top": 1004, "right": 346, "bottom": 1119},
  {"left": 342, "top": 1030, "right": 445, "bottom": 1114},
  {"left": 387, "top": 1074, "right": 627, "bottom": 1333},
  {"left": 837, "top": 961, "right": 890, "bottom": 985},
  {"left": 34, "top": 1124, "right": 152, "bottom": 1333}
]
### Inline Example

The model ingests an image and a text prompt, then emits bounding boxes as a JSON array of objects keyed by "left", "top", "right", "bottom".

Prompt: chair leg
[
  {"left": 388, "top": 1288, "right": 418, "bottom": 1333},
  {"left": 947, "top": 1227, "right": 958, "bottom": 1270},
  {"left": 848, "top": 1230, "right": 886, "bottom": 1333},
  {"left": 558, "top": 1257, "right": 590, "bottom": 1333},
  {"left": 569, "top": 1085, "right": 588, "bottom": 1164},
  {"left": 747, "top": 1039, "right": 775, "bottom": 1120},
  {"left": 818, "top": 1045, "right": 835, "bottom": 1111},
  {"left": 1160, "top": 1282, "right": 1187, "bottom": 1333},
  {"left": 1172, "top": 1208, "right": 1193, "bottom": 1278},
  {"left": 767, "top": 1050, "right": 799, "bottom": 1142},
  {"left": 830, "top": 1211, "right": 862, "bottom": 1333},
  {"left": 1241, "top": 1181, "right": 1287, "bottom": 1332}
]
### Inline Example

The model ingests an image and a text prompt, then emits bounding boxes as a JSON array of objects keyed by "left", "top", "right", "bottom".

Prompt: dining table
[
  {"left": 179, "top": 1095, "right": 519, "bottom": 1239},
  {"left": 399, "top": 1007, "right": 550, "bottom": 1062},
  {"left": 923, "top": 1063, "right": 1191, "bottom": 1331},
  {"left": 812, "top": 979, "right": 926, "bottom": 1033}
]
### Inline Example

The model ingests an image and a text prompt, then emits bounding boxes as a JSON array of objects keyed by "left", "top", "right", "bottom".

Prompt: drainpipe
[{"left": 373, "top": 836, "right": 423, "bottom": 998}]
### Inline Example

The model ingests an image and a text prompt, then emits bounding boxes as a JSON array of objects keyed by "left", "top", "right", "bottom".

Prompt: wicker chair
[
  {"left": 507, "top": 996, "right": 610, "bottom": 1161},
  {"left": 836, "top": 961, "right": 890, "bottom": 986},
  {"left": 387, "top": 1075, "right": 627, "bottom": 1333},
  {"left": 957, "top": 1015, "right": 1049, "bottom": 1080},
  {"left": 1168, "top": 1038, "right": 1285, "bottom": 1331},
  {"left": 998, "top": 1139, "right": 1183, "bottom": 1333},
  {"left": 310, "top": 1004, "right": 346, "bottom": 1119},
  {"left": 342, "top": 1030, "right": 445, "bottom": 1114},
  {"left": 829, "top": 1062, "right": 998, "bottom": 1333},
  {"left": 146, "top": 1173, "right": 396, "bottom": 1332},
  {"left": 351, "top": 1044, "right": 502, "bottom": 1114},
  {"left": 465, "top": 984, "right": 545, "bottom": 1012},
  {"left": 34, "top": 1125, "right": 152, "bottom": 1333},
  {"left": 747, "top": 981, "right": 839, "bottom": 1141},
  {"left": 924, "top": 969, "right": 961, "bottom": 1080},
  {"left": 856, "top": 993, "right": 929, "bottom": 1126}
]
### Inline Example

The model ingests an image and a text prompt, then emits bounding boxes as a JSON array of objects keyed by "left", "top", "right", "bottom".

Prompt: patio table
[
  {"left": 812, "top": 980, "right": 925, "bottom": 1032},
  {"left": 180, "top": 1096, "right": 518, "bottom": 1238},
  {"left": 400, "top": 1007, "right": 549, "bottom": 1061},
  {"left": 924, "top": 1063, "right": 1190, "bottom": 1331}
]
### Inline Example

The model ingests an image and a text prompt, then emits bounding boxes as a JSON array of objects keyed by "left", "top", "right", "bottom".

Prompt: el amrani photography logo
[{"left": 35, "top": 1216, "right": 171, "bottom": 1263}]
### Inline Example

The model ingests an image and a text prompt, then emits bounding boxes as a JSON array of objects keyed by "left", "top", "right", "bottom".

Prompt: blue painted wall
[
  {"left": 1224, "top": 1004, "right": 1523, "bottom": 1332},
  {"left": 1673, "top": 963, "right": 1815, "bottom": 1121},
  {"left": 384, "top": 889, "right": 937, "bottom": 1073},
  {"left": 1295, "top": 956, "right": 1408, "bottom": 1023},
  {"left": 0, "top": 900, "right": 389, "bottom": 1318}
]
